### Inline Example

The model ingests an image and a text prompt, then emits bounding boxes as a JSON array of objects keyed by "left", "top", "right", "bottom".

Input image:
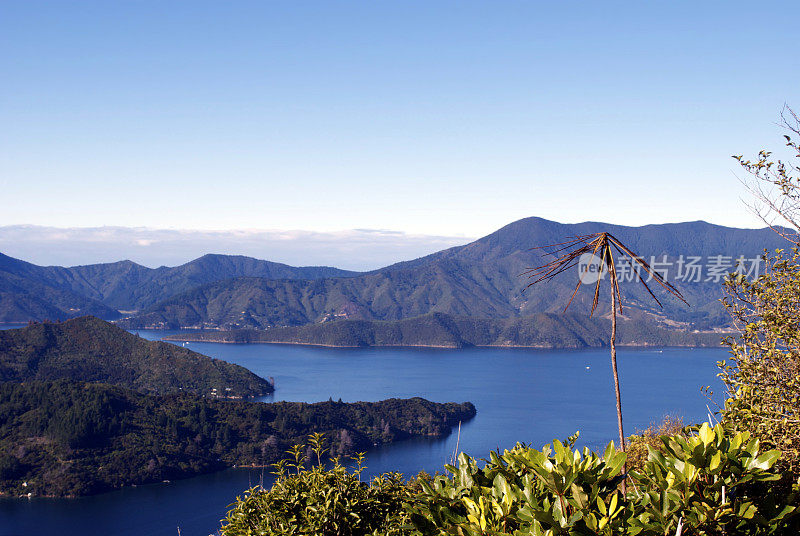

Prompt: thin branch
[{"left": 524, "top": 232, "right": 689, "bottom": 316}]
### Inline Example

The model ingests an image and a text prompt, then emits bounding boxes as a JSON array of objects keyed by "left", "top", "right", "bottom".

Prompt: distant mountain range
[
  {"left": 0, "top": 252, "right": 356, "bottom": 322},
  {"left": 118, "top": 218, "right": 787, "bottom": 331},
  {"left": 1, "top": 217, "right": 789, "bottom": 333},
  {"left": 0, "top": 316, "right": 272, "bottom": 397}
]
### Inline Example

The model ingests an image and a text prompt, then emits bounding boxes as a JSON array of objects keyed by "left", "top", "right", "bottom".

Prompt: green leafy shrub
[
  {"left": 630, "top": 422, "right": 796, "bottom": 535},
  {"left": 219, "top": 434, "right": 414, "bottom": 536},
  {"left": 220, "top": 426, "right": 796, "bottom": 535},
  {"left": 625, "top": 415, "right": 685, "bottom": 474},
  {"left": 722, "top": 250, "right": 800, "bottom": 478},
  {"left": 728, "top": 107, "right": 800, "bottom": 484},
  {"left": 407, "top": 438, "right": 627, "bottom": 535},
  {"left": 408, "top": 423, "right": 794, "bottom": 535}
]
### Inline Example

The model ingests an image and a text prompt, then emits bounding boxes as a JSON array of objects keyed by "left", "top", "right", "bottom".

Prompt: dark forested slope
[
  {"left": 0, "top": 317, "right": 272, "bottom": 397},
  {"left": 0, "top": 253, "right": 121, "bottom": 323},
  {"left": 0, "top": 380, "right": 475, "bottom": 497}
]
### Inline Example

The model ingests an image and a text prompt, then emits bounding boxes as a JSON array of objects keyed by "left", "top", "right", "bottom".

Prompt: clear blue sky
[{"left": 1, "top": 1, "right": 798, "bottom": 237}]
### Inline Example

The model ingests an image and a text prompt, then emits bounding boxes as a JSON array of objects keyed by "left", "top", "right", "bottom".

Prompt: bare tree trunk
[{"left": 610, "top": 286, "right": 627, "bottom": 493}]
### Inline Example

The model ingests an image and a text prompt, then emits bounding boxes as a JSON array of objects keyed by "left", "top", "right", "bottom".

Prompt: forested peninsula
[
  {"left": 0, "top": 318, "right": 475, "bottom": 498},
  {"left": 0, "top": 380, "right": 475, "bottom": 498}
]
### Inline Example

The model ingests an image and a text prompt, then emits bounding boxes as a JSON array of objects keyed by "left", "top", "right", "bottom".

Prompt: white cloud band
[{"left": 0, "top": 225, "right": 473, "bottom": 271}]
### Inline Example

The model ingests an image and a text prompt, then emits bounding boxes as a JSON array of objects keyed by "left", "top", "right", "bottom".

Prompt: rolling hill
[{"left": 0, "top": 316, "right": 272, "bottom": 397}]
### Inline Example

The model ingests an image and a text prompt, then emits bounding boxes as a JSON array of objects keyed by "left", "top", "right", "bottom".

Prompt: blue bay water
[{"left": 0, "top": 331, "right": 728, "bottom": 536}]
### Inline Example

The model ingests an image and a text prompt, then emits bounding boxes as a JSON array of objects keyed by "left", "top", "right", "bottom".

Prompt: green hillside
[
  {"left": 0, "top": 380, "right": 475, "bottom": 497},
  {"left": 0, "top": 316, "right": 272, "bottom": 397},
  {"left": 0, "top": 258, "right": 120, "bottom": 323}
]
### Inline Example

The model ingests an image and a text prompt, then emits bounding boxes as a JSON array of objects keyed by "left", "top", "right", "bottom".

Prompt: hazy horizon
[
  {"left": 0, "top": 215, "right": 777, "bottom": 270},
  {"left": 0, "top": 224, "right": 473, "bottom": 270}
]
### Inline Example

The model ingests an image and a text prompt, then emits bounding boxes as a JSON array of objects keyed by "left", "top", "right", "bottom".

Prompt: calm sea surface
[{"left": 0, "top": 328, "right": 728, "bottom": 536}]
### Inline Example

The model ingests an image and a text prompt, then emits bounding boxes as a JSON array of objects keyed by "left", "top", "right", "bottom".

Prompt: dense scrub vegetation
[
  {"left": 0, "top": 380, "right": 474, "bottom": 497},
  {"left": 623, "top": 415, "right": 686, "bottom": 474},
  {"left": 221, "top": 434, "right": 415, "bottom": 536},
  {"left": 0, "top": 316, "right": 272, "bottom": 397},
  {"left": 721, "top": 250, "right": 800, "bottom": 481},
  {"left": 165, "top": 312, "right": 722, "bottom": 349},
  {"left": 710, "top": 109, "right": 800, "bottom": 495},
  {"left": 221, "top": 424, "right": 797, "bottom": 535}
]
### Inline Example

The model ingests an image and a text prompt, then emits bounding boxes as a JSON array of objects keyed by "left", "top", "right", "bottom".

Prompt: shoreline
[
  {"left": 0, "top": 415, "right": 472, "bottom": 500},
  {"left": 160, "top": 336, "right": 725, "bottom": 350}
]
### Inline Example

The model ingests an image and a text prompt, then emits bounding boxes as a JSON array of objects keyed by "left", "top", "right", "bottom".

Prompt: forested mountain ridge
[
  {"left": 0, "top": 316, "right": 272, "bottom": 397},
  {"left": 119, "top": 218, "right": 788, "bottom": 331},
  {"left": 0, "top": 380, "right": 475, "bottom": 497},
  {"left": 46, "top": 253, "right": 359, "bottom": 310},
  {"left": 1, "top": 217, "right": 789, "bottom": 329},
  {"left": 0, "top": 253, "right": 121, "bottom": 322},
  {"left": 0, "top": 252, "right": 358, "bottom": 321},
  {"left": 163, "top": 312, "right": 723, "bottom": 348}
]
